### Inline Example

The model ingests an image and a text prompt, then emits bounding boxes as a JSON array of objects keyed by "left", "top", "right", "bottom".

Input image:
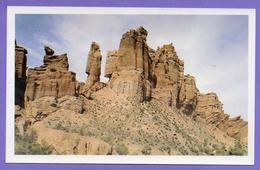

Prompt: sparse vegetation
[
  {"left": 24, "top": 98, "right": 247, "bottom": 155},
  {"left": 15, "top": 128, "right": 53, "bottom": 155},
  {"left": 228, "top": 140, "right": 247, "bottom": 155},
  {"left": 115, "top": 143, "right": 129, "bottom": 155},
  {"left": 141, "top": 145, "right": 152, "bottom": 155}
]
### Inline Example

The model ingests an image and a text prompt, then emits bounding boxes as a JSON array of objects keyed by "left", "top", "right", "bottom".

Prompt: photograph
[{"left": 5, "top": 7, "right": 255, "bottom": 165}]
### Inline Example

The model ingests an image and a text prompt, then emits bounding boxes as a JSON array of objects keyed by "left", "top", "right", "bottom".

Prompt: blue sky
[{"left": 15, "top": 14, "right": 248, "bottom": 120}]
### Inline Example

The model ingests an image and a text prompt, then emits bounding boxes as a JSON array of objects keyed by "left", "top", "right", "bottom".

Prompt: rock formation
[
  {"left": 24, "top": 46, "right": 76, "bottom": 104},
  {"left": 85, "top": 42, "right": 102, "bottom": 91},
  {"left": 15, "top": 42, "right": 27, "bottom": 107},
  {"left": 195, "top": 92, "right": 248, "bottom": 141},
  {"left": 149, "top": 44, "right": 185, "bottom": 108},
  {"left": 105, "top": 27, "right": 151, "bottom": 102},
  {"left": 103, "top": 27, "right": 247, "bottom": 141},
  {"left": 178, "top": 75, "right": 199, "bottom": 115},
  {"left": 105, "top": 50, "right": 118, "bottom": 79},
  {"left": 14, "top": 26, "right": 248, "bottom": 155}
]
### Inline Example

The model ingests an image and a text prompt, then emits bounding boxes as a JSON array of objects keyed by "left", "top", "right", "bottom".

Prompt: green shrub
[
  {"left": 159, "top": 146, "right": 171, "bottom": 155},
  {"left": 141, "top": 145, "right": 152, "bottom": 155},
  {"left": 228, "top": 140, "right": 246, "bottom": 156},
  {"left": 215, "top": 145, "right": 227, "bottom": 155},
  {"left": 115, "top": 143, "right": 129, "bottom": 155},
  {"left": 15, "top": 129, "right": 53, "bottom": 155}
]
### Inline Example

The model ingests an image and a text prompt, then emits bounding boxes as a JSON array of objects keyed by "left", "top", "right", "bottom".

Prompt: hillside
[{"left": 14, "top": 27, "right": 248, "bottom": 155}]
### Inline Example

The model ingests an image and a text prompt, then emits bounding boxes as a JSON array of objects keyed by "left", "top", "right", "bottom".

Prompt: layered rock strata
[
  {"left": 85, "top": 42, "right": 102, "bottom": 91},
  {"left": 105, "top": 27, "right": 151, "bottom": 102},
  {"left": 24, "top": 46, "right": 76, "bottom": 104},
  {"left": 15, "top": 27, "right": 248, "bottom": 143},
  {"left": 15, "top": 42, "right": 27, "bottom": 107},
  {"left": 103, "top": 27, "right": 247, "bottom": 140},
  {"left": 195, "top": 93, "right": 248, "bottom": 141}
]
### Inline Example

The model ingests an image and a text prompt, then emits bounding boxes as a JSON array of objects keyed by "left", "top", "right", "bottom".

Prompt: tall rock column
[
  {"left": 105, "top": 27, "right": 151, "bottom": 102},
  {"left": 85, "top": 42, "right": 102, "bottom": 91},
  {"left": 15, "top": 42, "right": 27, "bottom": 107}
]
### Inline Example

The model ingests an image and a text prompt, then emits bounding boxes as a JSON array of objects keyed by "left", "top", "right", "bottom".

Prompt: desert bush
[
  {"left": 179, "top": 146, "right": 189, "bottom": 155},
  {"left": 228, "top": 140, "right": 246, "bottom": 155},
  {"left": 141, "top": 145, "right": 152, "bottom": 155},
  {"left": 15, "top": 129, "right": 53, "bottom": 155},
  {"left": 189, "top": 145, "right": 199, "bottom": 155},
  {"left": 101, "top": 135, "right": 112, "bottom": 145},
  {"left": 211, "top": 144, "right": 228, "bottom": 155},
  {"left": 115, "top": 143, "right": 129, "bottom": 155},
  {"left": 159, "top": 145, "right": 171, "bottom": 155}
]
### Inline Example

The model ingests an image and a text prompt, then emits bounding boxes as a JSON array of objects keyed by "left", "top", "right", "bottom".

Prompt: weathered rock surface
[
  {"left": 104, "top": 27, "right": 152, "bottom": 102},
  {"left": 33, "top": 122, "right": 113, "bottom": 155},
  {"left": 15, "top": 43, "right": 27, "bottom": 107},
  {"left": 85, "top": 42, "right": 102, "bottom": 91},
  {"left": 24, "top": 46, "right": 76, "bottom": 103},
  {"left": 150, "top": 44, "right": 185, "bottom": 108},
  {"left": 24, "top": 96, "right": 85, "bottom": 118},
  {"left": 15, "top": 26, "right": 248, "bottom": 155},
  {"left": 105, "top": 50, "right": 118, "bottom": 79},
  {"left": 178, "top": 75, "right": 199, "bottom": 115},
  {"left": 195, "top": 92, "right": 248, "bottom": 141}
]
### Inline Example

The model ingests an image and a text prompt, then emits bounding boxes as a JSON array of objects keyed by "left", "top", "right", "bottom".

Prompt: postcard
[{"left": 1, "top": 2, "right": 258, "bottom": 169}]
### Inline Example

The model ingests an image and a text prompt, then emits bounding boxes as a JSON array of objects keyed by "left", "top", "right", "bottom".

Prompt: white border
[{"left": 6, "top": 7, "right": 256, "bottom": 165}]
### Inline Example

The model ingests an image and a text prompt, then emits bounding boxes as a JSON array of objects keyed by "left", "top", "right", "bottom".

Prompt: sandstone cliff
[
  {"left": 24, "top": 46, "right": 76, "bottom": 104},
  {"left": 15, "top": 42, "right": 27, "bottom": 107},
  {"left": 14, "top": 27, "right": 248, "bottom": 155}
]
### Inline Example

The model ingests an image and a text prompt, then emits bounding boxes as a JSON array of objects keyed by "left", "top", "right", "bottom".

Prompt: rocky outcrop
[
  {"left": 15, "top": 43, "right": 27, "bottom": 107},
  {"left": 105, "top": 50, "right": 118, "bottom": 79},
  {"left": 150, "top": 44, "right": 185, "bottom": 108},
  {"left": 195, "top": 93, "right": 224, "bottom": 121},
  {"left": 178, "top": 75, "right": 199, "bottom": 115},
  {"left": 16, "top": 26, "right": 248, "bottom": 152},
  {"left": 33, "top": 123, "right": 113, "bottom": 155},
  {"left": 195, "top": 92, "right": 248, "bottom": 141},
  {"left": 105, "top": 27, "right": 152, "bottom": 102},
  {"left": 24, "top": 46, "right": 76, "bottom": 104},
  {"left": 85, "top": 42, "right": 102, "bottom": 91}
]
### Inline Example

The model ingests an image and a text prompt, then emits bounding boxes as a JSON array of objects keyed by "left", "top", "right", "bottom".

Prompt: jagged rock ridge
[
  {"left": 14, "top": 27, "right": 248, "bottom": 155},
  {"left": 24, "top": 46, "right": 77, "bottom": 103}
]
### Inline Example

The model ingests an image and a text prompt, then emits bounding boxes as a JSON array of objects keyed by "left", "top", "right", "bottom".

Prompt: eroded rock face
[
  {"left": 150, "top": 44, "right": 185, "bottom": 108},
  {"left": 109, "top": 70, "right": 146, "bottom": 102},
  {"left": 117, "top": 27, "right": 149, "bottom": 75},
  {"left": 195, "top": 92, "right": 248, "bottom": 141},
  {"left": 85, "top": 42, "right": 102, "bottom": 91},
  {"left": 104, "top": 27, "right": 152, "bottom": 102},
  {"left": 24, "top": 47, "right": 76, "bottom": 104},
  {"left": 105, "top": 50, "right": 118, "bottom": 78},
  {"left": 15, "top": 43, "right": 27, "bottom": 107},
  {"left": 33, "top": 123, "right": 113, "bottom": 155},
  {"left": 178, "top": 75, "right": 199, "bottom": 115},
  {"left": 17, "top": 26, "right": 248, "bottom": 148},
  {"left": 195, "top": 93, "right": 224, "bottom": 121}
]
